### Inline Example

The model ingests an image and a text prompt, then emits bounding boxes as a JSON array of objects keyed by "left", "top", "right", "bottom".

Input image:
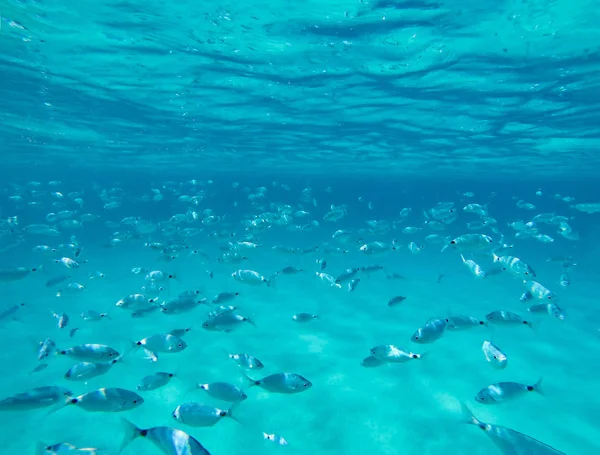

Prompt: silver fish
[
  {"left": 196, "top": 382, "right": 247, "bottom": 402},
  {"left": 486, "top": 310, "right": 534, "bottom": 329},
  {"left": 65, "top": 359, "right": 119, "bottom": 381},
  {"left": 137, "top": 372, "right": 175, "bottom": 391},
  {"left": 172, "top": 402, "right": 236, "bottom": 427},
  {"left": 0, "top": 386, "right": 72, "bottom": 410},
  {"left": 370, "top": 345, "right": 423, "bottom": 363},
  {"left": 446, "top": 315, "right": 486, "bottom": 331},
  {"left": 461, "top": 403, "right": 565, "bottom": 454},
  {"left": 482, "top": 340, "right": 507, "bottom": 370},
  {"left": 58, "top": 344, "right": 120, "bottom": 361},
  {"left": 475, "top": 379, "right": 544, "bottom": 404},
  {"left": 243, "top": 372, "right": 311, "bottom": 394},
  {"left": 202, "top": 312, "right": 255, "bottom": 332},
  {"left": 61, "top": 388, "right": 143, "bottom": 412},
  {"left": 119, "top": 420, "right": 211, "bottom": 455},
  {"left": 227, "top": 352, "right": 264, "bottom": 370},
  {"left": 411, "top": 318, "right": 448, "bottom": 343},
  {"left": 292, "top": 313, "right": 318, "bottom": 322}
]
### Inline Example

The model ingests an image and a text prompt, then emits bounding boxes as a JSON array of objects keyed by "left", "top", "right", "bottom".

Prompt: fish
[
  {"left": 227, "top": 353, "right": 264, "bottom": 370},
  {"left": 172, "top": 402, "right": 237, "bottom": 427},
  {"left": 461, "top": 403, "right": 565, "bottom": 454},
  {"left": 56, "top": 388, "right": 143, "bottom": 413},
  {"left": 292, "top": 313, "right": 318, "bottom": 322},
  {"left": 58, "top": 344, "right": 120, "bottom": 361},
  {"left": 119, "top": 419, "right": 211, "bottom": 455},
  {"left": 446, "top": 315, "right": 486, "bottom": 331},
  {"left": 482, "top": 340, "right": 507, "bottom": 370},
  {"left": 137, "top": 372, "right": 175, "bottom": 391},
  {"left": 387, "top": 296, "right": 407, "bottom": 307},
  {"left": 0, "top": 386, "right": 72, "bottom": 411},
  {"left": 475, "top": 379, "right": 544, "bottom": 404},
  {"left": 243, "top": 372, "right": 312, "bottom": 394},
  {"left": 370, "top": 345, "right": 423, "bottom": 363},
  {"left": 486, "top": 310, "right": 534, "bottom": 330},
  {"left": 195, "top": 382, "right": 247, "bottom": 402},
  {"left": 411, "top": 318, "right": 448, "bottom": 343}
]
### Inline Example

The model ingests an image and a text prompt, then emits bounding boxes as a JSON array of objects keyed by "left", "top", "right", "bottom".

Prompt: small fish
[
  {"left": 370, "top": 345, "right": 423, "bottom": 363},
  {"left": 460, "top": 254, "right": 486, "bottom": 278},
  {"left": 316, "top": 258, "right": 327, "bottom": 270},
  {"left": 361, "top": 356, "right": 385, "bottom": 368},
  {"left": 0, "top": 386, "right": 72, "bottom": 411},
  {"left": 558, "top": 273, "right": 570, "bottom": 287},
  {"left": 347, "top": 278, "right": 360, "bottom": 292},
  {"left": 211, "top": 292, "right": 239, "bottom": 304},
  {"left": 461, "top": 403, "right": 565, "bottom": 454},
  {"left": 482, "top": 340, "right": 507, "bottom": 370},
  {"left": 80, "top": 310, "right": 110, "bottom": 321},
  {"left": 58, "top": 388, "right": 143, "bottom": 413},
  {"left": 411, "top": 318, "right": 448, "bottom": 344},
  {"left": 58, "top": 344, "right": 120, "bottom": 361},
  {"left": 64, "top": 359, "right": 119, "bottom": 381},
  {"left": 446, "top": 315, "right": 486, "bottom": 331},
  {"left": 263, "top": 432, "right": 288, "bottom": 445},
  {"left": 137, "top": 372, "right": 175, "bottom": 391},
  {"left": 69, "top": 328, "right": 79, "bottom": 338},
  {"left": 196, "top": 382, "right": 247, "bottom": 402},
  {"left": 0, "top": 302, "right": 25, "bottom": 321},
  {"left": 135, "top": 333, "right": 187, "bottom": 355},
  {"left": 31, "top": 363, "right": 49, "bottom": 373},
  {"left": 172, "top": 402, "right": 237, "bottom": 427},
  {"left": 387, "top": 296, "right": 406, "bottom": 307},
  {"left": 486, "top": 310, "right": 534, "bottom": 330},
  {"left": 243, "top": 372, "right": 312, "bottom": 394},
  {"left": 120, "top": 419, "right": 211, "bottom": 455},
  {"left": 202, "top": 311, "right": 255, "bottom": 332},
  {"left": 45, "top": 275, "right": 71, "bottom": 288},
  {"left": 475, "top": 379, "right": 544, "bottom": 404},
  {"left": 38, "top": 338, "right": 56, "bottom": 360},
  {"left": 227, "top": 352, "right": 264, "bottom": 370},
  {"left": 292, "top": 313, "right": 318, "bottom": 323},
  {"left": 52, "top": 311, "right": 69, "bottom": 329}
]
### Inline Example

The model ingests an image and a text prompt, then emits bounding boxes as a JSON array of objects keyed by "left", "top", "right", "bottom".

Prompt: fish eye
[
  {"left": 133, "top": 400, "right": 138, "bottom": 404},
  {"left": 493, "top": 355, "right": 497, "bottom": 359},
  {"left": 414, "top": 336, "right": 419, "bottom": 340},
  {"left": 450, "top": 240, "right": 456, "bottom": 244},
  {"left": 177, "top": 343, "right": 183, "bottom": 347}
]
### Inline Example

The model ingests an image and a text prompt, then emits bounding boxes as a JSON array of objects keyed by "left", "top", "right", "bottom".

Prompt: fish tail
[
  {"left": 241, "top": 371, "right": 258, "bottom": 388},
  {"left": 34, "top": 441, "right": 47, "bottom": 455},
  {"left": 245, "top": 314, "right": 257, "bottom": 328},
  {"left": 227, "top": 401, "right": 243, "bottom": 424},
  {"left": 46, "top": 396, "right": 73, "bottom": 416},
  {"left": 459, "top": 402, "right": 480, "bottom": 426},
  {"left": 533, "top": 377, "right": 544, "bottom": 396},
  {"left": 118, "top": 419, "right": 142, "bottom": 454}
]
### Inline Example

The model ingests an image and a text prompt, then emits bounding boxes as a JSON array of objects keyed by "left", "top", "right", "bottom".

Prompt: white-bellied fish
[
  {"left": 119, "top": 419, "right": 211, "bottom": 455},
  {"left": 475, "top": 379, "right": 544, "bottom": 404},
  {"left": 243, "top": 372, "right": 312, "bottom": 394},
  {"left": 482, "top": 340, "right": 507, "bottom": 369},
  {"left": 461, "top": 403, "right": 565, "bottom": 454}
]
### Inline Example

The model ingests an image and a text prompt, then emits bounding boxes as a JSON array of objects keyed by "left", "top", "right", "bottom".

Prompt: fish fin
[
  {"left": 34, "top": 441, "right": 47, "bottom": 455},
  {"left": 143, "top": 349, "right": 158, "bottom": 362},
  {"left": 533, "top": 378, "right": 544, "bottom": 396},
  {"left": 118, "top": 419, "right": 142, "bottom": 454},
  {"left": 459, "top": 402, "right": 480, "bottom": 426},
  {"left": 241, "top": 371, "right": 258, "bottom": 388},
  {"left": 46, "top": 396, "right": 73, "bottom": 416},
  {"left": 460, "top": 254, "right": 466, "bottom": 263},
  {"left": 227, "top": 401, "right": 243, "bottom": 424},
  {"left": 440, "top": 244, "right": 449, "bottom": 253},
  {"left": 245, "top": 314, "right": 257, "bottom": 328}
]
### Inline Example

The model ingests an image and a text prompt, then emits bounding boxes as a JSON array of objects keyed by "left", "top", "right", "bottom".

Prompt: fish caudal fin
[
  {"left": 532, "top": 378, "right": 544, "bottom": 396},
  {"left": 459, "top": 402, "right": 480, "bottom": 427},
  {"left": 241, "top": 371, "right": 258, "bottom": 388},
  {"left": 118, "top": 419, "right": 142, "bottom": 454}
]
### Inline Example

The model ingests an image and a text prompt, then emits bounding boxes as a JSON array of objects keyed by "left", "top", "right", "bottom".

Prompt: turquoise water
[{"left": 1, "top": 1, "right": 600, "bottom": 455}]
